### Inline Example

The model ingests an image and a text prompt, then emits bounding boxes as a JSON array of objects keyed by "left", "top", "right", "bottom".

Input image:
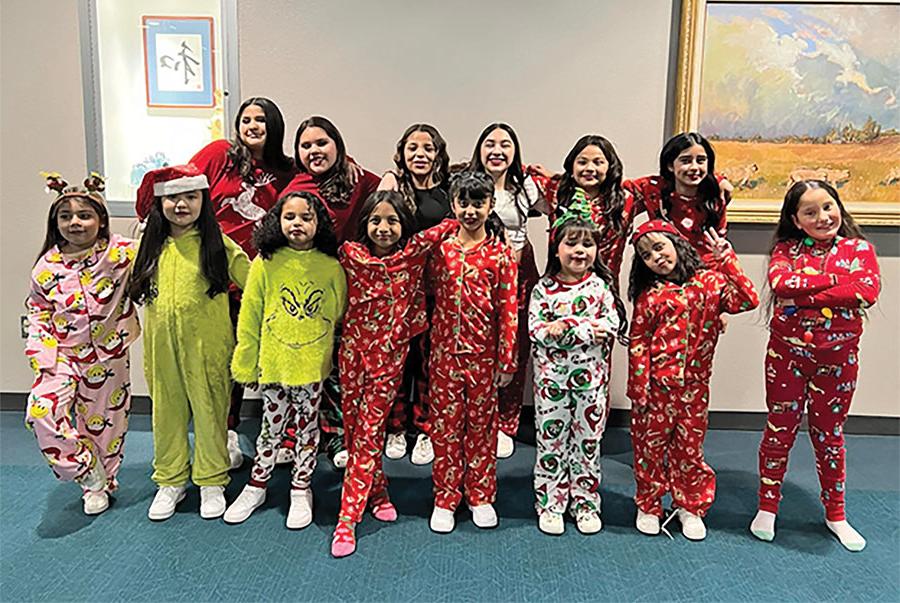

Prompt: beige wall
[{"left": 2, "top": 0, "right": 897, "bottom": 416}]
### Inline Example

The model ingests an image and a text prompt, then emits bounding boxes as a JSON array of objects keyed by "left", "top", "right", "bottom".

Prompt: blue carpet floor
[{"left": 1, "top": 410, "right": 898, "bottom": 602}]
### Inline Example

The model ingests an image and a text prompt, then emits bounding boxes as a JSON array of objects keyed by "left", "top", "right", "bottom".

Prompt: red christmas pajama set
[
  {"left": 628, "top": 250, "right": 758, "bottom": 517},
  {"left": 428, "top": 234, "right": 518, "bottom": 510},
  {"left": 759, "top": 237, "right": 880, "bottom": 521}
]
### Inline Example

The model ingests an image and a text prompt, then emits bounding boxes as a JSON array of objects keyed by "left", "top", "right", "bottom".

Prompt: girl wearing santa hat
[{"left": 130, "top": 165, "right": 250, "bottom": 522}]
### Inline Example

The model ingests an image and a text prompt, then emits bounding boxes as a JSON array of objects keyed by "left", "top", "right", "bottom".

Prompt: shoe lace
[{"left": 659, "top": 507, "right": 678, "bottom": 541}]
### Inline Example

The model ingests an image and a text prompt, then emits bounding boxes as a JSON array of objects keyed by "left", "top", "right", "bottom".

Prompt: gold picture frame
[{"left": 674, "top": 0, "right": 900, "bottom": 225}]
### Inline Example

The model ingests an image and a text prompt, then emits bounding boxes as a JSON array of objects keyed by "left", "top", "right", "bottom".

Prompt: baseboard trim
[{"left": 3, "top": 393, "right": 897, "bottom": 436}]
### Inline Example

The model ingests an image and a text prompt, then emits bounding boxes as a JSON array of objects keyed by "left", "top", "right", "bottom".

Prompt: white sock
[
  {"left": 750, "top": 510, "right": 776, "bottom": 541},
  {"left": 826, "top": 519, "right": 866, "bottom": 552}
]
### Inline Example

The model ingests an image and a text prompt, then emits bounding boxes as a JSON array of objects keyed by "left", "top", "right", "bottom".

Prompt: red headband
[{"left": 630, "top": 219, "right": 684, "bottom": 246}]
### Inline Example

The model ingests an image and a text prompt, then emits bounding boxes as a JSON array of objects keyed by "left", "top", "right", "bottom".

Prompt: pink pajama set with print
[{"left": 25, "top": 235, "right": 139, "bottom": 492}]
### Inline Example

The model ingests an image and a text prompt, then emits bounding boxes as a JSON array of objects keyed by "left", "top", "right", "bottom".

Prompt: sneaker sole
[
  {"left": 148, "top": 491, "right": 187, "bottom": 521},
  {"left": 84, "top": 502, "right": 109, "bottom": 516},
  {"left": 538, "top": 524, "right": 564, "bottom": 536},
  {"left": 636, "top": 523, "right": 660, "bottom": 536},
  {"left": 223, "top": 500, "right": 265, "bottom": 524},
  {"left": 200, "top": 503, "right": 226, "bottom": 520},
  {"left": 286, "top": 515, "right": 313, "bottom": 530}
]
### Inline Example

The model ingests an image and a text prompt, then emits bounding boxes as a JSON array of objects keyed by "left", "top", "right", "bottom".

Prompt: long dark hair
[
  {"left": 293, "top": 116, "right": 352, "bottom": 206},
  {"left": 393, "top": 123, "right": 451, "bottom": 212},
  {"left": 227, "top": 97, "right": 293, "bottom": 180},
  {"left": 36, "top": 196, "right": 111, "bottom": 262},
  {"left": 628, "top": 232, "right": 703, "bottom": 302},
  {"left": 129, "top": 189, "right": 229, "bottom": 304},
  {"left": 556, "top": 135, "right": 628, "bottom": 237},
  {"left": 253, "top": 191, "right": 338, "bottom": 259},
  {"left": 449, "top": 171, "right": 507, "bottom": 243},
  {"left": 545, "top": 220, "right": 629, "bottom": 345},
  {"left": 355, "top": 190, "right": 416, "bottom": 253},
  {"left": 468, "top": 123, "right": 535, "bottom": 223},
  {"left": 659, "top": 132, "right": 722, "bottom": 230},
  {"left": 764, "top": 179, "right": 865, "bottom": 316}
]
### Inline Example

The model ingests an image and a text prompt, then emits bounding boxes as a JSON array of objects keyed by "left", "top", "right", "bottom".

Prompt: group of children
[{"left": 25, "top": 105, "right": 881, "bottom": 558}]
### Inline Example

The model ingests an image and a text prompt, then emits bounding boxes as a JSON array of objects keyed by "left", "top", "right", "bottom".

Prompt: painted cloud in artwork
[{"left": 699, "top": 4, "right": 900, "bottom": 139}]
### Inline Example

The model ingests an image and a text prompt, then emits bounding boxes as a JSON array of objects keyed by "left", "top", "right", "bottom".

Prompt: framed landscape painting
[{"left": 674, "top": 0, "right": 900, "bottom": 224}]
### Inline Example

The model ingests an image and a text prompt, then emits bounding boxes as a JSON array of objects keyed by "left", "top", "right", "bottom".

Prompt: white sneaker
[
  {"left": 430, "top": 507, "right": 455, "bottom": 533},
  {"left": 636, "top": 509, "right": 660, "bottom": 535},
  {"left": 677, "top": 508, "right": 707, "bottom": 541},
  {"left": 575, "top": 507, "right": 603, "bottom": 534},
  {"left": 286, "top": 489, "right": 314, "bottom": 529},
  {"left": 83, "top": 490, "right": 109, "bottom": 515},
  {"left": 538, "top": 511, "right": 564, "bottom": 535},
  {"left": 410, "top": 433, "right": 434, "bottom": 465},
  {"left": 497, "top": 431, "right": 514, "bottom": 459},
  {"left": 227, "top": 430, "right": 243, "bottom": 470},
  {"left": 468, "top": 503, "right": 498, "bottom": 529},
  {"left": 384, "top": 432, "right": 407, "bottom": 459},
  {"left": 148, "top": 485, "right": 186, "bottom": 521},
  {"left": 275, "top": 447, "right": 296, "bottom": 466},
  {"left": 77, "top": 462, "right": 108, "bottom": 492},
  {"left": 199, "top": 486, "right": 226, "bottom": 519},
  {"left": 223, "top": 485, "right": 266, "bottom": 524},
  {"left": 332, "top": 449, "right": 349, "bottom": 470}
]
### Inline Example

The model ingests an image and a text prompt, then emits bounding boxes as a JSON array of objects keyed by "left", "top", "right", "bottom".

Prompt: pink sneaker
[{"left": 331, "top": 521, "right": 356, "bottom": 558}]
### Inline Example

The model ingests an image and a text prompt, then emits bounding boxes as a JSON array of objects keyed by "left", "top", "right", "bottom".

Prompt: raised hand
[{"left": 703, "top": 228, "right": 732, "bottom": 261}]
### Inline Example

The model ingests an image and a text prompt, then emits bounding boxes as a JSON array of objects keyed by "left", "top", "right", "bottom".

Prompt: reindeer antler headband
[{"left": 41, "top": 171, "right": 107, "bottom": 205}]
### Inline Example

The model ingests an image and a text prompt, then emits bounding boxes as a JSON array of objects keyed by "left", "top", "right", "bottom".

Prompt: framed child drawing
[
  {"left": 142, "top": 16, "right": 216, "bottom": 109},
  {"left": 673, "top": 0, "right": 900, "bottom": 225}
]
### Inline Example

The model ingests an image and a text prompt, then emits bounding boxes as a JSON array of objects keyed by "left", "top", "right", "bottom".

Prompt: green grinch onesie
[{"left": 144, "top": 229, "right": 250, "bottom": 487}]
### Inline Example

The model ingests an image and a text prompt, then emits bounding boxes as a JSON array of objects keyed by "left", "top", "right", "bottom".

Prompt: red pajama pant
[
  {"left": 758, "top": 337, "right": 858, "bottom": 521},
  {"left": 430, "top": 349, "right": 499, "bottom": 510},
  {"left": 386, "top": 332, "right": 431, "bottom": 436},
  {"left": 25, "top": 353, "right": 131, "bottom": 492},
  {"left": 631, "top": 382, "right": 715, "bottom": 517},
  {"left": 338, "top": 345, "right": 407, "bottom": 523},
  {"left": 497, "top": 241, "right": 539, "bottom": 438}
]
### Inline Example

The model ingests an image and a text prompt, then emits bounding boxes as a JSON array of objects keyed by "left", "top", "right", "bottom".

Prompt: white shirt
[{"left": 494, "top": 176, "right": 547, "bottom": 251}]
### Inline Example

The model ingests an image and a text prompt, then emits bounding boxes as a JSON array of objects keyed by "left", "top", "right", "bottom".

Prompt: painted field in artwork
[
  {"left": 716, "top": 135, "right": 900, "bottom": 202},
  {"left": 699, "top": 3, "right": 900, "bottom": 203}
]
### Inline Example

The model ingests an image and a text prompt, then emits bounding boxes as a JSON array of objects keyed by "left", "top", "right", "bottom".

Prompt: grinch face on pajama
[{"left": 266, "top": 281, "right": 334, "bottom": 349}]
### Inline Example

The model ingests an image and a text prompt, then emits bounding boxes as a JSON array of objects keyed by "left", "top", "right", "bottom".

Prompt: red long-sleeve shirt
[
  {"left": 768, "top": 237, "right": 880, "bottom": 350},
  {"left": 428, "top": 233, "right": 519, "bottom": 374},
  {"left": 190, "top": 139, "right": 296, "bottom": 257},
  {"left": 339, "top": 219, "right": 457, "bottom": 373},
  {"left": 624, "top": 175, "right": 727, "bottom": 264},
  {"left": 627, "top": 249, "right": 759, "bottom": 403},
  {"left": 284, "top": 170, "right": 381, "bottom": 244}
]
